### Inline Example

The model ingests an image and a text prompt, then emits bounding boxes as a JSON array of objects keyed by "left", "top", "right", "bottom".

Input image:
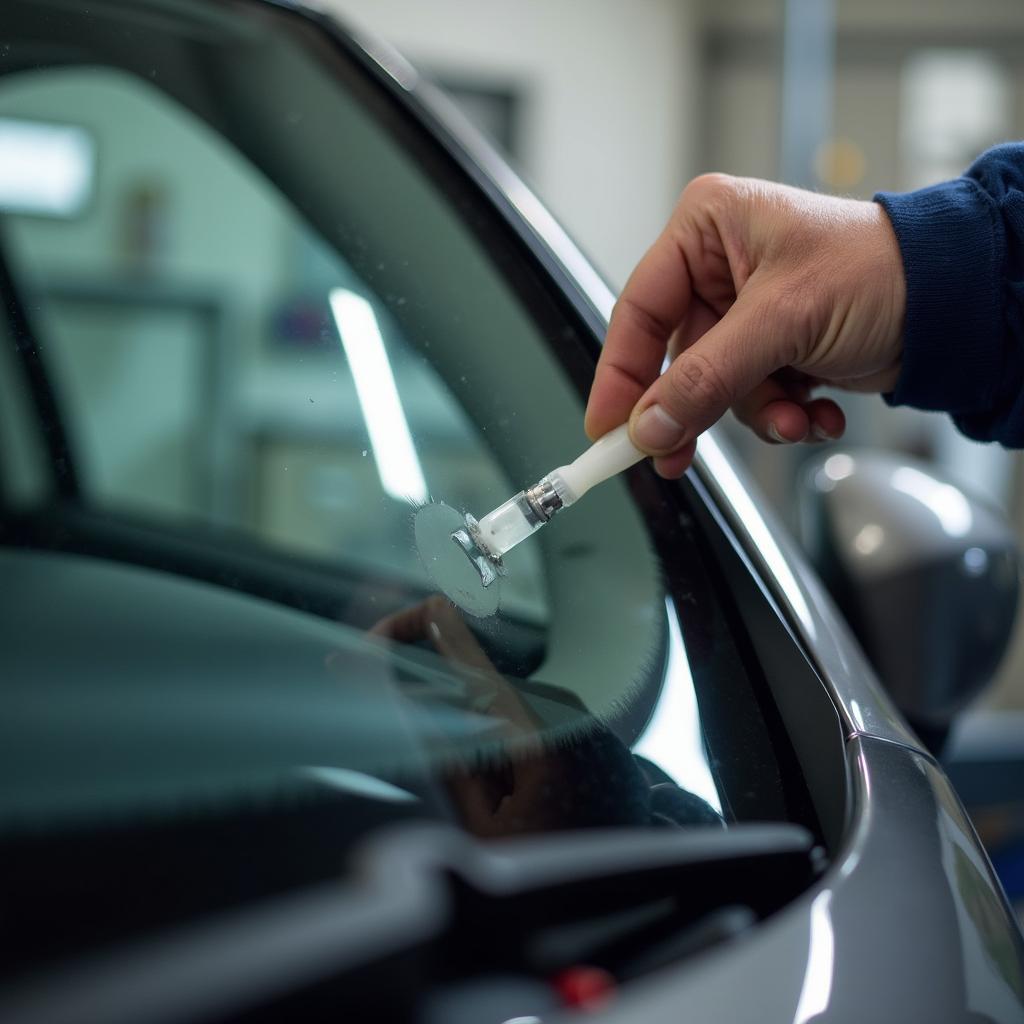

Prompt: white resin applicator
[
  {"left": 451, "top": 422, "right": 645, "bottom": 585},
  {"left": 413, "top": 424, "right": 645, "bottom": 617}
]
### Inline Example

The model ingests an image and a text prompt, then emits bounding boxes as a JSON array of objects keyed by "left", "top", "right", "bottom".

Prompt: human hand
[
  {"left": 585, "top": 173, "right": 906, "bottom": 477},
  {"left": 369, "top": 595, "right": 538, "bottom": 736},
  {"left": 370, "top": 596, "right": 548, "bottom": 836}
]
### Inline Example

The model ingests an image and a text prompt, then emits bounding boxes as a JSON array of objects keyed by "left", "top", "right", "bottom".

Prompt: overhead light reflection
[
  {"left": 823, "top": 453, "right": 855, "bottom": 482},
  {"left": 330, "top": 289, "right": 428, "bottom": 505},
  {"left": 815, "top": 454, "right": 856, "bottom": 493},
  {"left": 852, "top": 523, "right": 885, "bottom": 557},
  {"left": 963, "top": 546, "right": 988, "bottom": 577},
  {"left": 890, "top": 466, "right": 972, "bottom": 537},
  {"left": 0, "top": 118, "right": 94, "bottom": 216},
  {"left": 793, "top": 890, "right": 835, "bottom": 1023}
]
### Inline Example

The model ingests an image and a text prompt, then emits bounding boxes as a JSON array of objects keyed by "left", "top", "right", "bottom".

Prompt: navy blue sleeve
[{"left": 875, "top": 143, "right": 1024, "bottom": 446}]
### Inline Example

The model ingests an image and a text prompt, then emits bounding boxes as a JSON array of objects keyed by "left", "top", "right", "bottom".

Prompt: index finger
[{"left": 584, "top": 226, "right": 693, "bottom": 440}]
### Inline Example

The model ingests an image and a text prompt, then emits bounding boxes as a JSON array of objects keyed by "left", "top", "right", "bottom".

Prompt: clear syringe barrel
[
  {"left": 471, "top": 425, "right": 645, "bottom": 562},
  {"left": 475, "top": 470, "right": 577, "bottom": 559},
  {"left": 476, "top": 492, "right": 541, "bottom": 557}
]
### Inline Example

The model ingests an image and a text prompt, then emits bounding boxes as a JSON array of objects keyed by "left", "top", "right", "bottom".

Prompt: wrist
[
  {"left": 875, "top": 179, "right": 1003, "bottom": 414},
  {"left": 871, "top": 200, "right": 906, "bottom": 387}
]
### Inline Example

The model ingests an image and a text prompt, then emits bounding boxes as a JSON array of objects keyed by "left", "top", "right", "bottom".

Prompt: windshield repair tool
[{"left": 413, "top": 423, "right": 645, "bottom": 617}]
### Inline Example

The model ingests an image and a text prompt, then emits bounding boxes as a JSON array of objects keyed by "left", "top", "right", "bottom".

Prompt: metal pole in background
[{"left": 779, "top": 0, "right": 837, "bottom": 188}]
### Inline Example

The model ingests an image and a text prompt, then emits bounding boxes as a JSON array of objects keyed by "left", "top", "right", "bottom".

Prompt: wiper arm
[{"left": 0, "top": 823, "right": 821, "bottom": 1024}]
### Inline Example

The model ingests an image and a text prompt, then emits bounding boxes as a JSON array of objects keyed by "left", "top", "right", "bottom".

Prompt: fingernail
[
  {"left": 811, "top": 424, "right": 836, "bottom": 442},
  {"left": 767, "top": 423, "right": 789, "bottom": 444},
  {"left": 633, "top": 404, "right": 685, "bottom": 452}
]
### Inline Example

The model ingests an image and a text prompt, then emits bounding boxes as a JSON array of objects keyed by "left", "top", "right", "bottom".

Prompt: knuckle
[
  {"left": 679, "top": 172, "right": 743, "bottom": 222},
  {"left": 667, "top": 350, "right": 732, "bottom": 415},
  {"left": 756, "top": 278, "right": 819, "bottom": 360},
  {"left": 612, "top": 294, "right": 674, "bottom": 343},
  {"left": 683, "top": 172, "right": 735, "bottom": 204}
]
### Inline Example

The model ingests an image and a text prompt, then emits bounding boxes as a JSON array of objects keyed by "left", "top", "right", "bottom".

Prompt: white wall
[{"left": 323, "top": 0, "right": 700, "bottom": 289}]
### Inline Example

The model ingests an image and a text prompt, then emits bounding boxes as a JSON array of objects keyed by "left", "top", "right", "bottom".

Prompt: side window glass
[
  {"left": 0, "top": 52, "right": 738, "bottom": 833},
  {"left": 0, "top": 309, "right": 49, "bottom": 507},
  {"left": 0, "top": 68, "right": 549, "bottom": 615}
]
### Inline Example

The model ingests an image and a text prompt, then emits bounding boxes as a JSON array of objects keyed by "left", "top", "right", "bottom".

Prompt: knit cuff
[{"left": 875, "top": 179, "right": 1003, "bottom": 415}]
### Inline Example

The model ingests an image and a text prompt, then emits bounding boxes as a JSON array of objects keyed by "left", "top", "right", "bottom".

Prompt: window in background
[
  {"left": 432, "top": 76, "right": 523, "bottom": 163},
  {"left": 901, "top": 49, "right": 1011, "bottom": 191}
]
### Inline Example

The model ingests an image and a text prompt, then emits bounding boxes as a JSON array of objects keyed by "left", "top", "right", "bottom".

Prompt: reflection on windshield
[
  {"left": 363, "top": 595, "right": 724, "bottom": 838},
  {"left": 330, "top": 288, "right": 428, "bottom": 505},
  {"left": 634, "top": 599, "right": 723, "bottom": 815}
]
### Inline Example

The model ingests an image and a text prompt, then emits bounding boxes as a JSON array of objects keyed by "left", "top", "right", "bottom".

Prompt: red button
[{"left": 552, "top": 965, "right": 616, "bottom": 1010}]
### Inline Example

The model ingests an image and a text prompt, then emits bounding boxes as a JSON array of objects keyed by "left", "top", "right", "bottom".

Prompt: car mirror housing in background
[{"left": 800, "top": 450, "right": 1020, "bottom": 755}]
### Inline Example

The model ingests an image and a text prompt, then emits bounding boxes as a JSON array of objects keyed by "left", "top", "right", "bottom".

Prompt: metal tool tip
[{"left": 450, "top": 513, "right": 505, "bottom": 588}]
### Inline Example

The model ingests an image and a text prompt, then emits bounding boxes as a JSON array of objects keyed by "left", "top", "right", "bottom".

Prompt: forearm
[{"left": 877, "top": 143, "right": 1024, "bottom": 446}]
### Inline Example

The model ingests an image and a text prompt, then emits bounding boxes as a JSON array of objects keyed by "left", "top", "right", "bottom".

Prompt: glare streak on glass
[
  {"left": 890, "top": 466, "right": 972, "bottom": 537},
  {"left": 697, "top": 432, "right": 816, "bottom": 637},
  {"left": 330, "top": 288, "right": 428, "bottom": 505},
  {"left": 633, "top": 599, "right": 722, "bottom": 814},
  {"left": 793, "top": 889, "right": 835, "bottom": 1024},
  {"left": 847, "top": 698, "right": 867, "bottom": 733}
]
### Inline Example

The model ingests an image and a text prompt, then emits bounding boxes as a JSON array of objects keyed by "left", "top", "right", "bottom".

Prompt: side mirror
[{"left": 799, "top": 451, "right": 1019, "bottom": 753}]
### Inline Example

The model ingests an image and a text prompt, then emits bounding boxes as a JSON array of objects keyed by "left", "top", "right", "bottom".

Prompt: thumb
[{"left": 628, "top": 286, "right": 792, "bottom": 455}]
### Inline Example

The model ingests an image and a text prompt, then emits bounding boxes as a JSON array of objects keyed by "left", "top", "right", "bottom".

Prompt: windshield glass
[{"left": 0, "top": 0, "right": 804, "bottom": 881}]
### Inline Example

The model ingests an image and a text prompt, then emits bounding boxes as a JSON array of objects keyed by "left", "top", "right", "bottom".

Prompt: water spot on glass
[
  {"left": 396, "top": 297, "right": 407, "bottom": 306},
  {"left": 361, "top": 450, "right": 368, "bottom": 457},
  {"left": 459, "top": 375, "right": 468, "bottom": 383},
  {"left": 377, "top": 262, "right": 385, "bottom": 271},
  {"left": 308, "top": 397, "right": 314, "bottom": 404}
]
